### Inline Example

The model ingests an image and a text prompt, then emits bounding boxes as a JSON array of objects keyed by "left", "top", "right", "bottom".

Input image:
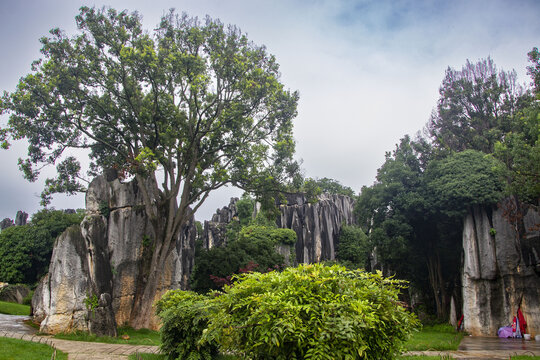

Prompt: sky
[{"left": 0, "top": 0, "right": 538, "bottom": 222}]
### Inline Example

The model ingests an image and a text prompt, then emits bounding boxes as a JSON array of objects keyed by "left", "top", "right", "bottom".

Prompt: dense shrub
[
  {"left": 190, "top": 225, "right": 295, "bottom": 292},
  {"left": 336, "top": 225, "right": 370, "bottom": 269},
  {"left": 155, "top": 290, "right": 218, "bottom": 360},
  {"left": 204, "top": 263, "right": 418, "bottom": 360}
]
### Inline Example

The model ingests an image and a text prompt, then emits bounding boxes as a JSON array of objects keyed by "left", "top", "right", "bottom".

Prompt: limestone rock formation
[
  {"left": 202, "top": 193, "right": 356, "bottom": 264},
  {"left": 462, "top": 202, "right": 540, "bottom": 336},
  {"left": 0, "top": 284, "right": 30, "bottom": 304},
  {"left": 277, "top": 193, "right": 356, "bottom": 264},
  {"left": 0, "top": 218, "right": 14, "bottom": 230},
  {"left": 203, "top": 197, "right": 239, "bottom": 248},
  {"left": 0, "top": 211, "right": 29, "bottom": 230},
  {"left": 15, "top": 211, "right": 28, "bottom": 226},
  {"left": 33, "top": 173, "right": 196, "bottom": 335},
  {"left": 32, "top": 220, "right": 117, "bottom": 336}
]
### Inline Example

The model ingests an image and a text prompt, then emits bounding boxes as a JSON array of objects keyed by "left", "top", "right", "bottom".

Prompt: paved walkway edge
[
  {"left": 1, "top": 330, "right": 160, "bottom": 358},
  {"left": 3, "top": 330, "right": 539, "bottom": 359},
  {"left": 404, "top": 349, "right": 540, "bottom": 359}
]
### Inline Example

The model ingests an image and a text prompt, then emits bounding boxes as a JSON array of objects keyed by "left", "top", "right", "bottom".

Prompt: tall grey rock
[
  {"left": 462, "top": 201, "right": 540, "bottom": 336},
  {"left": 203, "top": 197, "right": 239, "bottom": 248},
  {"left": 202, "top": 194, "right": 356, "bottom": 264},
  {"left": 15, "top": 211, "right": 28, "bottom": 226},
  {"left": 33, "top": 174, "right": 196, "bottom": 334},
  {"left": 277, "top": 194, "right": 356, "bottom": 264},
  {"left": 1, "top": 210, "right": 29, "bottom": 230}
]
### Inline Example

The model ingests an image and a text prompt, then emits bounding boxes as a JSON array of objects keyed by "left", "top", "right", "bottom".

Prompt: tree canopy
[
  {"left": 1, "top": 7, "right": 299, "bottom": 213},
  {"left": 428, "top": 57, "right": 530, "bottom": 154}
]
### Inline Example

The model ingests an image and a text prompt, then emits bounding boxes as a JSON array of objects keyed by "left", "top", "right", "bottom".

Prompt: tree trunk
[
  {"left": 427, "top": 254, "right": 448, "bottom": 320},
  {"left": 129, "top": 226, "right": 179, "bottom": 329},
  {"left": 127, "top": 176, "right": 187, "bottom": 329}
]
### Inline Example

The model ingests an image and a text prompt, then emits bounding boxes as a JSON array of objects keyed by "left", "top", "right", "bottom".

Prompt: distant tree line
[{"left": 0, "top": 209, "right": 84, "bottom": 285}]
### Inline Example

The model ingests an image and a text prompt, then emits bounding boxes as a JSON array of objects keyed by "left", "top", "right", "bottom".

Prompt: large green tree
[
  {"left": 0, "top": 7, "right": 299, "bottom": 327},
  {"left": 428, "top": 57, "right": 531, "bottom": 154}
]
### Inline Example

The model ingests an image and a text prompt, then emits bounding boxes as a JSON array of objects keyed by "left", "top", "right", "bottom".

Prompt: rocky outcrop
[
  {"left": 462, "top": 201, "right": 540, "bottom": 336},
  {"left": 32, "top": 221, "right": 117, "bottom": 336},
  {"left": 1, "top": 211, "right": 29, "bottom": 230},
  {"left": 0, "top": 284, "right": 30, "bottom": 304},
  {"left": 277, "top": 194, "right": 356, "bottom": 264},
  {"left": 33, "top": 173, "right": 196, "bottom": 335},
  {"left": 203, "top": 198, "right": 239, "bottom": 248},
  {"left": 202, "top": 194, "right": 356, "bottom": 264},
  {"left": 15, "top": 211, "right": 28, "bottom": 226}
]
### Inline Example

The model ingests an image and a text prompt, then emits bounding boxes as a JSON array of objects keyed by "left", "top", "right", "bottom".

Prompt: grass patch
[
  {"left": 404, "top": 323, "right": 464, "bottom": 351},
  {"left": 511, "top": 357, "right": 540, "bottom": 359},
  {"left": 0, "top": 300, "right": 30, "bottom": 315},
  {"left": 54, "top": 326, "right": 160, "bottom": 345},
  {"left": 0, "top": 337, "right": 68, "bottom": 360}
]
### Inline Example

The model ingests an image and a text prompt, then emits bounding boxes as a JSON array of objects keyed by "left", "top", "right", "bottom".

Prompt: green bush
[
  {"left": 22, "top": 290, "right": 34, "bottom": 305},
  {"left": 190, "top": 225, "right": 293, "bottom": 292},
  {"left": 205, "top": 263, "right": 418, "bottom": 360},
  {"left": 155, "top": 290, "right": 218, "bottom": 360},
  {"left": 238, "top": 225, "right": 297, "bottom": 245},
  {"left": 336, "top": 225, "right": 369, "bottom": 269}
]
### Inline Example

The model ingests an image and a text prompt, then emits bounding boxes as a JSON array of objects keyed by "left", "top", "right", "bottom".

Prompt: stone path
[
  {"left": 405, "top": 335, "right": 540, "bottom": 359},
  {"left": 0, "top": 314, "right": 160, "bottom": 360},
  {"left": 0, "top": 313, "right": 36, "bottom": 334}
]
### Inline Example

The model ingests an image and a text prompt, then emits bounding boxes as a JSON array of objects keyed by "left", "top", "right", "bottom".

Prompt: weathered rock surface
[
  {"left": 15, "top": 211, "right": 28, "bottom": 226},
  {"left": 203, "top": 198, "right": 239, "bottom": 248},
  {"left": 202, "top": 193, "right": 356, "bottom": 264},
  {"left": 0, "top": 284, "right": 30, "bottom": 304},
  {"left": 278, "top": 194, "right": 356, "bottom": 264},
  {"left": 32, "top": 220, "right": 117, "bottom": 336},
  {"left": 462, "top": 202, "right": 540, "bottom": 336},
  {"left": 33, "top": 174, "right": 195, "bottom": 334}
]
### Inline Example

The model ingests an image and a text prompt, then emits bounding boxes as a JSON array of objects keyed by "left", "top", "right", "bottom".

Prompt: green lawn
[
  {"left": 54, "top": 326, "right": 161, "bottom": 345},
  {"left": 510, "top": 357, "right": 540, "bottom": 360},
  {"left": 0, "top": 337, "right": 68, "bottom": 360},
  {"left": 0, "top": 300, "right": 31, "bottom": 315},
  {"left": 404, "top": 324, "right": 464, "bottom": 351}
]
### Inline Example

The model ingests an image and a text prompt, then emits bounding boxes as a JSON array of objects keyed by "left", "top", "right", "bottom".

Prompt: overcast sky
[{"left": 0, "top": 0, "right": 538, "bottom": 222}]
